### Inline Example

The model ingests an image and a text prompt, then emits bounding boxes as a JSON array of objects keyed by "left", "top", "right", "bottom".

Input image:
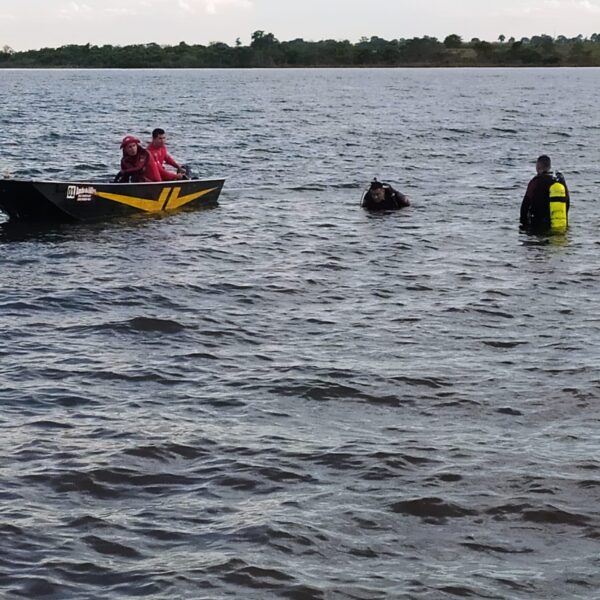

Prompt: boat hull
[{"left": 0, "top": 178, "right": 225, "bottom": 222}]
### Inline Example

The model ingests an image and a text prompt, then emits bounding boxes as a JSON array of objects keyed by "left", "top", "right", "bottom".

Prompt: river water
[{"left": 1, "top": 68, "right": 600, "bottom": 599}]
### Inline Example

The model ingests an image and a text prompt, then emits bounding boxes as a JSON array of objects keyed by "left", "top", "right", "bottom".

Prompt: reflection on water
[{"left": 519, "top": 230, "right": 571, "bottom": 246}]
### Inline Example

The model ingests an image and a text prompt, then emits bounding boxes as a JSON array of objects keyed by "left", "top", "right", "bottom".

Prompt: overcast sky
[{"left": 1, "top": 0, "right": 600, "bottom": 51}]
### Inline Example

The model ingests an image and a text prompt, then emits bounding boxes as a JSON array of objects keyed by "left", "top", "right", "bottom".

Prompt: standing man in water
[
  {"left": 147, "top": 128, "right": 185, "bottom": 178},
  {"left": 520, "top": 155, "right": 570, "bottom": 232}
]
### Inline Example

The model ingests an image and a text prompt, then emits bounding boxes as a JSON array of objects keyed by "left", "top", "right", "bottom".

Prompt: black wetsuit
[
  {"left": 520, "top": 172, "right": 570, "bottom": 231},
  {"left": 362, "top": 186, "right": 408, "bottom": 211}
]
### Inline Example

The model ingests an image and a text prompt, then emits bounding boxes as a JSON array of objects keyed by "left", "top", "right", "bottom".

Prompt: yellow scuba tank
[{"left": 549, "top": 177, "right": 568, "bottom": 232}]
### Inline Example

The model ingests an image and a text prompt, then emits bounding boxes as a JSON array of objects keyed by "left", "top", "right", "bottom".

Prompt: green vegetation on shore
[{"left": 3, "top": 31, "right": 600, "bottom": 68}]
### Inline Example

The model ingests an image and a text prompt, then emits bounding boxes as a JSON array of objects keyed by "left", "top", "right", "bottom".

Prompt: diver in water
[
  {"left": 361, "top": 179, "right": 410, "bottom": 211},
  {"left": 520, "top": 155, "right": 570, "bottom": 233}
]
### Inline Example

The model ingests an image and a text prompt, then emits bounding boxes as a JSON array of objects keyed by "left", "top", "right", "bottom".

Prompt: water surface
[{"left": 1, "top": 68, "right": 600, "bottom": 599}]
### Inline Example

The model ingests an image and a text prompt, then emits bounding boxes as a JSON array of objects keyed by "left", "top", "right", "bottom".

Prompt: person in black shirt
[
  {"left": 361, "top": 179, "right": 410, "bottom": 211},
  {"left": 520, "top": 155, "right": 570, "bottom": 232}
]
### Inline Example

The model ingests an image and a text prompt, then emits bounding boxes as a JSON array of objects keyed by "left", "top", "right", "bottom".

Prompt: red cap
[{"left": 120, "top": 135, "right": 140, "bottom": 148}]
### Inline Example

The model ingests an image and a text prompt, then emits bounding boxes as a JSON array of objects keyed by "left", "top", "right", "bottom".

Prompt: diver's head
[
  {"left": 536, "top": 154, "right": 551, "bottom": 174},
  {"left": 369, "top": 180, "right": 385, "bottom": 202}
]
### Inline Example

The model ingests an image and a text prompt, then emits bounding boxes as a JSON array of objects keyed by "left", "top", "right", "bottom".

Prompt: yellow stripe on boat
[
  {"left": 95, "top": 187, "right": 171, "bottom": 212},
  {"left": 94, "top": 186, "right": 219, "bottom": 212},
  {"left": 94, "top": 187, "right": 218, "bottom": 212},
  {"left": 165, "top": 187, "right": 219, "bottom": 210}
]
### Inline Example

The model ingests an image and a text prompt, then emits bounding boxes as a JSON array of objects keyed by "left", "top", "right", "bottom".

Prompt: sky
[{"left": 1, "top": 0, "right": 600, "bottom": 51}]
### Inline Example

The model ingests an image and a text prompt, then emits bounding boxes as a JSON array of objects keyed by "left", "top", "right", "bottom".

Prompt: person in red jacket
[
  {"left": 115, "top": 135, "right": 183, "bottom": 183},
  {"left": 147, "top": 128, "right": 185, "bottom": 177}
]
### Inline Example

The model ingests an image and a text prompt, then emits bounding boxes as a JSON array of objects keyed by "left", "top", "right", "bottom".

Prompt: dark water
[{"left": 1, "top": 68, "right": 600, "bottom": 599}]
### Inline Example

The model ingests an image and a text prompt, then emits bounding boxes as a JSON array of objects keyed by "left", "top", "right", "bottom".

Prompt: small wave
[
  {"left": 127, "top": 317, "right": 187, "bottom": 334},
  {"left": 0, "top": 523, "right": 22, "bottom": 535},
  {"left": 273, "top": 381, "right": 410, "bottom": 405},
  {"left": 522, "top": 506, "right": 590, "bottom": 526},
  {"left": 436, "top": 585, "right": 479, "bottom": 597},
  {"left": 473, "top": 308, "right": 515, "bottom": 319},
  {"left": 446, "top": 127, "right": 473, "bottom": 134},
  {"left": 496, "top": 407, "right": 523, "bottom": 416},
  {"left": 184, "top": 351, "right": 219, "bottom": 360},
  {"left": 428, "top": 473, "right": 463, "bottom": 482},
  {"left": 482, "top": 340, "right": 527, "bottom": 348},
  {"left": 86, "top": 370, "right": 180, "bottom": 385},
  {"left": 28, "top": 420, "right": 74, "bottom": 430},
  {"left": 140, "top": 528, "right": 190, "bottom": 542},
  {"left": 461, "top": 541, "right": 534, "bottom": 554},
  {"left": 123, "top": 442, "right": 211, "bottom": 461},
  {"left": 13, "top": 577, "right": 67, "bottom": 598},
  {"left": 390, "top": 497, "right": 477, "bottom": 519},
  {"left": 391, "top": 375, "right": 452, "bottom": 389},
  {"left": 26, "top": 468, "right": 196, "bottom": 499},
  {"left": 492, "top": 127, "right": 519, "bottom": 134},
  {"left": 26, "top": 472, "right": 115, "bottom": 499},
  {"left": 66, "top": 515, "right": 114, "bottom": 529},
  {"left": 83, "top": 535, "right": 142, "bottom": 559},
  {"left": 213, "top": 559, "right": 324, "bottom": 598}
]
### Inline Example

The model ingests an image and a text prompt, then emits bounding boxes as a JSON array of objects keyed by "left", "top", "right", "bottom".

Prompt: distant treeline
[{"left": 3, "top": 31, "right": 600, "bottom": 68}]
